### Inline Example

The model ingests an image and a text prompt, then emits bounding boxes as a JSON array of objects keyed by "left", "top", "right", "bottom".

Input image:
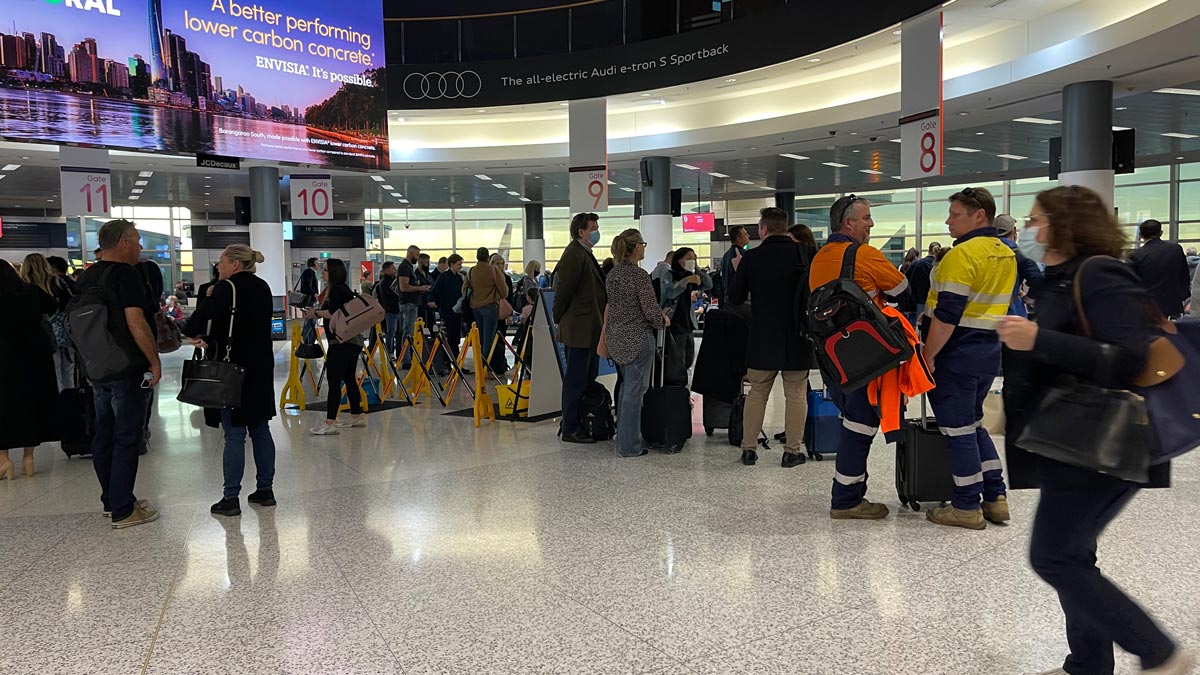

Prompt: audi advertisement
[
  {"left": 386, "top": 0, "right": 940, "bottom": 109},
  {"left": 0, "top": 0, "right": 388, "bottom": 170}
]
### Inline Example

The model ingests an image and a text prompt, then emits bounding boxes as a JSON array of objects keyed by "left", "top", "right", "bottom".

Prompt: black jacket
[
  {"left": 1004, "top": 255, "right": 1168, "bottom": 489},
  {"left": 375, "top": 272, "right": 401, "bottom": 313},
  {"left": 905, "top": 255, "right": 935, "bottom": 306},
  {"left": 1128, "top": 238, "right": 1190, "bottom": 317},
  {"left": 690, "top": 308, "right": 749, "bottom": 403},
  {"left": 183, "top": 272, "right": 276, "bottom": 428},
  {"left": 727, "top": 235, "right": 814, "bottom": 371},
  {"left": 298, "top": 267, "right": 319, "bottom": 299},
  {"left": 431, "top": 270, "right": 464, "bottom": 315}
]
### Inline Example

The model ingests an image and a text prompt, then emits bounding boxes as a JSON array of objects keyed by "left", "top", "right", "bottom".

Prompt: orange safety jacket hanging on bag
[{"left": 866, "top": 305, "right": 935, "bottom": 439}]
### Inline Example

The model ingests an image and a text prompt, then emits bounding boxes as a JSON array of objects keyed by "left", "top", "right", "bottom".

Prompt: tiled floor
[{"left": 2, "top": 346, "right": 1198, "bottom": 674}]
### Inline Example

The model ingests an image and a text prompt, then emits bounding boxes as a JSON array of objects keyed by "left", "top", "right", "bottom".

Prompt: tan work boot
[
  {"left": 983, "top": 495, "right": 1011, "bottom": 524},
  {"left": 926, "top": 504, "right": 986, "bottom": 530},
  {"left": 830, "top": 499, "right": 889, "bottom": 520},
  {"left": 112, "top": 504, "right": 160, "bottom": 530},
  {"left": 1144, "top": 649, "right": 1196, "bottom": 674}
]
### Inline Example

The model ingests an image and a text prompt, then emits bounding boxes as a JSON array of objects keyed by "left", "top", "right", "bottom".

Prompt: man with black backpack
[
  {"left": 728, "top": 207, "right": 814, "bottom": 468},
  {"left": 70, "top": 219, "right": 161, "bottom": 529},
  {"left": 809, "top": 195, "right": 911, "bottom": 520}
]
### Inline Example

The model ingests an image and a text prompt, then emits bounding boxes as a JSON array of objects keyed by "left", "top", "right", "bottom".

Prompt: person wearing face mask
[
  {"left": 920, "top": 187, "right": 1016, "bottom": 530},
  {"left": 809, "top": 195, "right": 911, "bottom": 520},
  {"left": 994, "top": 214, "right": 1044, "bottom": 318},
  {"left": 553, "top": 213, "right": 608, "bottom": 443},
  {"left": 395, "top": 245, "right": 432, "bottom": 369},
  {"left": 659, "top": 247, "right": 712, "bottom": 387}
]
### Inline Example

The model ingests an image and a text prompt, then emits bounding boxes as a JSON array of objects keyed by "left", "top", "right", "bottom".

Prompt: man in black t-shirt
[
  {"left": 395, "top": 245, "right": 431, "bottom": 368},
  {"left": 375, "top": 261, "right": 402, "bottom": 358},
  {"left": 74, "top": 219, "right": 161, "bottom": 530}
]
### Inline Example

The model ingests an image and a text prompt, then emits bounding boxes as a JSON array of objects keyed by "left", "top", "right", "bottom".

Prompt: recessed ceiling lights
[
  {"left": 892, "top": 29, "right": 902, "bottom": 35},
  {"left": 1178, "top": 156, "right": 1186, "bottom": 160},
  {"left": 996, "top": 154, "right": 1028, "bottom": 160},
  {"left": 507, "top": 191, "right": 520, "bottom": 195},
  {"left": 0, "top": 164, "right": 21, "bottom": 171},
  {"left": 708, "top": 172, "right": 730, "bottom": 178},
  {"left": 735, "top": 179, "right": 755, "bottom": 185},
  {"left": 1013, "top": 117, "right": 1060, "bottom": 125},
  {"left": 1115, "top": 106, "right": 1128, "bottom": 111},
  {"left": 807, "top": 177, "right": 814, "bottom": 180},
  {"left": 399, "top": 199, "right": 410, "bottom": 204},
  {"left": 822, "top": 162, "right": 849, "bottom": 168},
  {"left": 851, "top": 149, "right": 861, "bottom": 153},
  {"left": 128, "top": 196, "right": 138, "bottom": 201},
  {"left": 675, "top": 163, "right": 700, "bottom": 170},
  {"left": 1163, "top": 132, "right": 1199, "bottom": 139},
  {"left": 0, "top": 175, "right": 6, "bottom": 181},
  {"left": 19, "top": 156, "right": 29, "bottom": 160},
  {"left": 391, "top": 192, "right": 403, "bottom": 197},
  {"left": 204, "top": 192, "right": 210, "bottom": 195},
  {"left": 476, "top": 109, "right": 486, "bottom": 113},
  {"left": 975, "top": 132, "right": 985, "bottom": 136},
  {"left": 370, "top": 175, "right": 385, "bottom": 182},
  {"left": 1153, "top": 88, "right": 1200, "bottom": 96},
  {"left": 607, "top": 180, "right": 616, "bottom": 185},
  {"left": 639, "top": 93, "right": 651, "bottom": 97},
  {"left": 780, "top": 153, "right": 809, "bottom": 161},
  {"left": 1112, "top": 126, "right": 1131, "bottom": 132},
  {"left": 947, "top": 146, "right": 981, "bottom": 153},
  {"left": 1040, "top": 160, "right": 1051, "bottom": 164},
  {"left": 135, "top": 180, "right": 148, "bottom": 186},
  {"left": 957, "top": 111, "right": 969, "bottom": 116},
  {"left": 807, "top": 57, "right": 821, "bottom": 63},
  {"left": 888, "top": 138, "right": 903, "bottom": 143},
  {"left": 492, "top": 183, "right": 507, "bottom": 189},
  {"left": 474, "top": 174, "right": 491, "bottom": 180},
  {"left": 890, "top": 176, "right": 902, "bottom": 180},
  {"left": 560, "top": 102, "right": 569, "bottom": 107},
  {"left": 381, "top": 184, "right": 394, "bottom": 190},
  {"left": 619, "top": 187, "right": 636, "bottom": 192},
  {"left": 859, "top": 169, "right": 884, "bottom": 175},
  {"left": 131, "top": 188, "right": 143, "bottom": 194},
  {"left": 138, "top": 171, "right": 153, "bottom": 177},
  {"left": 850, "top": 132, "right": 858, "bottom": 136},
  {"left": 725, "top": 78, "right": 737, "bottom": 83}
]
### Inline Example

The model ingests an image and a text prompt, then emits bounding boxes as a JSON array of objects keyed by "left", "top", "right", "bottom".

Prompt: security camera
[
  {"left": 404, "top": 223, "right": 411, "bottom": 229},
  {"left": 869, "top": 136, "right": 879, "bottom": 142},
  {"left": 828, "top": 130, "right": 837, "bottom": 136}
]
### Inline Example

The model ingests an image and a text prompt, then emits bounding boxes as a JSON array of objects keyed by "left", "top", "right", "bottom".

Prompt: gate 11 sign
[
  {"left": 290, "top": 174, "right": 333, "bottom": 220},
  {"left": 60, "top": 166, "right": 112, "bottom": 218}
]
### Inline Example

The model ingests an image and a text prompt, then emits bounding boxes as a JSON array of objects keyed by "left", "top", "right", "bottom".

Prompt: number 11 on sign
[{"left": 80, "top": 182, "right": 109, "bottom": 213}]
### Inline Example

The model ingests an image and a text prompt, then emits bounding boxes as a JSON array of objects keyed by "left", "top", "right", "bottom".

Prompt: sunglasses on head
[{"left": 836, "top": 194, "right": 862, "bottom": 226}]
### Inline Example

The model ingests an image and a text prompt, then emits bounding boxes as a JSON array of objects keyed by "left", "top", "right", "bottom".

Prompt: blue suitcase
[{"left": 804, "top": 387, "right": 842, "bottom": 460}]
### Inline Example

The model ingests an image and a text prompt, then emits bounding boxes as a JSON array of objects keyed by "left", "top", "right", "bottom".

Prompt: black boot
[
  {"left": 741, "top": 449, "right": 757, "bottom": 466},
  {"left": 210, "top": 497, "right": 241, "bottom": 517},
  {"left": 781, "top": 451, "right": 806, "bottom": 468}
]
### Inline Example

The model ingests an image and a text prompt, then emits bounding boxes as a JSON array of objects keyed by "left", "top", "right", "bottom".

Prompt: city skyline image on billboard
[{"left": 0, "top": 0, "right": 388, "bottom": 170}]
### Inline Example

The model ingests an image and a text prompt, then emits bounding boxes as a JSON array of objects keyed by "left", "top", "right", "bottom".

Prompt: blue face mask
[
  {"left": 1017, "top": 226, "right": 1047, "bottom": 264},
  {"left": 588, "top": 229, "right": 602, "bottom": 246}
]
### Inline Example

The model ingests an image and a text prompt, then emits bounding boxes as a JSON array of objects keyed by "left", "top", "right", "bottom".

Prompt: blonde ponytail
[{"left": 222, "top": 244, "right": 262, "bottom": 273}]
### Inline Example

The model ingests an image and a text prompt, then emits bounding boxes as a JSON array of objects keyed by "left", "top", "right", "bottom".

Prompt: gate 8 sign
[
  {"left": 289, "top": 174, "right": 334, "bottom": 220},
  {"left": 900, "top": 115, "right": 942, "bottom": 181}
]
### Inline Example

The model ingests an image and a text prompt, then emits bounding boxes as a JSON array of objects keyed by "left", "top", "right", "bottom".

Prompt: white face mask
[
  {"left": 1017, "top": 226, "right": 1047, "bottom": 264},
  {"left": 683, "top": 260, "right": 697, "bottom": 273}
]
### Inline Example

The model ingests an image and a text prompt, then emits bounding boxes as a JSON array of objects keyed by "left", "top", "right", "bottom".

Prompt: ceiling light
[
  {"left": 391, "top": 193, "right": 402, "bottom": 198},
  {"left": 475, "top": 174, "right": 491, "bottom": 180},
  {"left": 780, "top": 153, "right": 809, "bottom": 161},
  {"left": 138, "top": 171, "right": 153, "bottom": 177},
  {"left": 1112, "top": 126, "right": 1130, "bottom": 132},
  {"left": 888, "top": 138, "right": 902, "bottom": 143},
  {"left": 204, "top": 184, "right": 211, "bottom": 188},
  {"left": 131, "top": 188, "right": 143, "bottom": 194},
  {"left": 675, "top": 163, "right": 700, "bottom": 170},
  {"left": 1115, "top": 106, "right": 1127, "bottom": 111},
  {"left": 975, "top": 132, "right": 985, "bottom": 136},
  {"left": 19, "top": 156, "right": 29, "bottom": 160},
  {"left": 519, "top": 197, "right": 532, "bottom": 202},
  {"left": 128, "top": 196, "right": 139, "bottom": 201},
  {"left": 850, "top": 132, "right": 858, "bottom": 136},
  {"left": 1163, "top": 132, "right": 1198, "bottom": 139},
  {"left": 822, "top": 162, "right": 848, "bottom": 168},
  {"left": 708, "top": 172, "right": 730, "bottom": 178},
  {"left": 476, "top": 109, "right": 486, "bottom": 113},
  {"left": 135, "top": 180, "right": 148, "bottom": 186},
  {"left": 1153, "top": 88, "right": 1200, "bottom": 96},
  {"left": 619, "top": 187, "right": 637, "bottom": 192},
  {"left": 399, "top": 199, "right": 410, "bottom": 204},
  {"left": 807, "top": 58, "right": 821, "bottom": 63},
  {"left": 0, "top": 175, "right": 6, "bottom": 181},
  {"left": 1013, "top": 117, "right": 1060, "bottom": 125},
  {"left": 859, "top": 169, "right": 884, "bottom": 175},
  {"left": 957, "top": 112, "right": 969, "bottom": 116},
  {"left": 890, "top": 176, "right": 902, "bottom": 180},
  {"left": 725, "top": 78, "right": 737, "bottom": 83},
  {"left": 852, "top": 149, "right": 861, "bottom": 153},
  {"left": 892, "top": 29, "right": 902, "bottom": 35},
  {"left": 507, "top": 191, "right": 520, "bottom": 195},
  {"left": 371, "top": 175, "right": 385, "bottom": 182},
  {"left": 492, "top": 183, "right": 507, "bottom": 189},
  {"left": 1179, "top": 156, "right": 1186, "bottom": 161},
  {"left": 1040, "top": 160, "right": 1050, "bottom": 164},
  {"left": 947, "top": 146, "right": 981, "bottom": 153},
  {"left": 735, "top": 179, "right": 755, "bottom": 185},
  {"left": 655, "top": 99, "right": 667, "bottom": 105},
  {"left": 996, "top": 154, "right": 1028, "bottom": 160},
  {"left": 381, "top": 184, "right": 394, "bottom": 190},
  {"left": 394, "top": 117, "right": 405, "bottom": 122},
  {"left": 807, "top": 177, "right": 815, "bottom": 180},
  {"left": 639, "top": 93, "right": 651, "bottom": 97},
  {"left": 607, "top": 180, "right": 616, "bottom": 185},
  {"left": 204, "top": 192, "right": 210, "bottom": 196},
  {"left": 560, "top": 103, "right": 569, "bottom": 107},
  {"left": 1, "top": 164, "right": 21, "bottom": 171}
]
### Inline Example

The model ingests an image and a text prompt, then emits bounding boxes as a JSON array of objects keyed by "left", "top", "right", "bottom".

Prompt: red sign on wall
[{"left": 682, "top": 213, "right": 715, "bottom": 233}]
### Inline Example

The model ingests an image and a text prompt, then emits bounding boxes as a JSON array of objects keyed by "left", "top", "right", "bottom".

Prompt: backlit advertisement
[{"left": 0, "top": 0, "right": 388, "bottom": 169}]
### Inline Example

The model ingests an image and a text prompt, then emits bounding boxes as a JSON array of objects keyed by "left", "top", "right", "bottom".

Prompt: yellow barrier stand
[
  {"left": 374, "top": 322, "right": 396, "bottom": 400},
  {"left": 279, "top": 321, "right": 307, "bottom": 411},
  {"left": 468, "top": 325, "right": 495, "bottom": 427},
  {"left": 402, "top": 319, "right": 428, "bottom": 400}
]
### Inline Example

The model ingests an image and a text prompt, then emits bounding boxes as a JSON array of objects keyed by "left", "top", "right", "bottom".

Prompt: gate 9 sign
[{"left": 289, "top": 174, "right": 334, "bottom": 220}]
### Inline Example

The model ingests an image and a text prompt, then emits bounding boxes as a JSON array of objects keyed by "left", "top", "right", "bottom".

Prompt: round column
[
  {"left": 1060, "top": 81, "right": 1115, "bottom": 208},
  {"left": 639, "top": 156, "right": 672, "bottom": 272}
]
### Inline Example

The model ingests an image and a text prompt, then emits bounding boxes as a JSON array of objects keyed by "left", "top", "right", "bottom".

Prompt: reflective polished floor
[{"left": 2, "top": 346, "right": 1198, "bottom": 674}]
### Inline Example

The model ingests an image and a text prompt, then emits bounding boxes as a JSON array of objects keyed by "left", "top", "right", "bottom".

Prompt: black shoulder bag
[{"left": 177, "top": 279, "right": 247, "bottom": 409}]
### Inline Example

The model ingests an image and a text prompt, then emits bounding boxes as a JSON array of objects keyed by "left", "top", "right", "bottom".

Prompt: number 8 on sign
[
  {"left": 588, "top": 179, "right": 604, "bottom": 209},
  {"left": 920, "top": 132, "right": 937, "bottom": 173}
]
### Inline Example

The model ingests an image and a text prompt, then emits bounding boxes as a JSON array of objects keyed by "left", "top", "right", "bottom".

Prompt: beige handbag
[{"left": 982, "top": 387, "right": 1005, "bottom": 435}]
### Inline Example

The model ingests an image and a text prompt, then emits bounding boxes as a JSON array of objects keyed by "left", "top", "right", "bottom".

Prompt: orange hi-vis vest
[{"left": 865, "top": 305, "right": 935, "bottom": 436}]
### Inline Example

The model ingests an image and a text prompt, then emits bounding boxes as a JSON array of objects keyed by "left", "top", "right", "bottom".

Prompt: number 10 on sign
[{"left": 289, "top": 175, "right": 334, "bottom": 220}]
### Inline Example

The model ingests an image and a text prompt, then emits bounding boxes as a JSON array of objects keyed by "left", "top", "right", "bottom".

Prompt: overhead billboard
[{"left": 0, "top": 0, "right": 387, "bottom": 170}]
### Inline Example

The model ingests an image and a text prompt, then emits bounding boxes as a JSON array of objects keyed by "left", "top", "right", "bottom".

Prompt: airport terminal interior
[{"left": 1, "top": 0, "right": 1199, "bottom": 673}]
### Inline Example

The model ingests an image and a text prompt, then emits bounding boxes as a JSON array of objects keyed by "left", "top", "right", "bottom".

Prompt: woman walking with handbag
[
  {"left": 306, "top": 258, "right": 366, "bottom": 435},
  {"left": 182, "top": 245, "right": 277, "bottom": 517},
  {"left": 604, "top": 229, "right": 667, "bottom": 457},
  {"left": 997, "top": 185, "right": 1192, "bottom": 675}
]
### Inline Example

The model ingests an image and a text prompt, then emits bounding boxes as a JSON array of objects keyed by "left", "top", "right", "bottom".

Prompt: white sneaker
[
  {"left": 1144, "top": 649, "right": 1196, "bottom": 674},
  {"left": 310, "top": 424, "right": 340, "bottom": 436},
  {"left": 336, "top": 416, "right": 367, "bottom": 428}
]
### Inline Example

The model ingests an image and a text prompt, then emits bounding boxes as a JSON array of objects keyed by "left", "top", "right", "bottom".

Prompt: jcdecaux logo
[{"left": 44, "top": 0, "right": 122, "bottom": 16}]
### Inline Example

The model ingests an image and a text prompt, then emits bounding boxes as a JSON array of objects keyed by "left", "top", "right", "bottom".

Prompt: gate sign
[
  {"left": 290, "top": 174, "right": 334, "bottom": 220},
  {"left": 899, "top": 10, "right": 943, "bottom": 181},
  {"left": 569, "top": 166, "right": 608, "bottom": 213},
  {"left": 59, "top": 147, "right": 112, "bottom": 218}
]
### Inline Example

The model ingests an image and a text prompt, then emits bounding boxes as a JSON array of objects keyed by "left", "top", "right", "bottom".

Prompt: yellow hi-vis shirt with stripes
[{"left": 924, "top": 234, "right": 1016, "bottom": 330}]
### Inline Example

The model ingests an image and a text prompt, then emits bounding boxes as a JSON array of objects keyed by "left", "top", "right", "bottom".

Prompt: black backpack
[
  {"left": 579, "top": 381, "right": 615, "bottom": 441},
  {"left": 807, "top": 244, "right": 912, "bottom": 392},
  {"left": 67, "top": 265, "right": 149, "bottom": 383}
]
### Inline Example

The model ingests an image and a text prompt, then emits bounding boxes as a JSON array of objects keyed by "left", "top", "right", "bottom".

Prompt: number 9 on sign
[{"left": 588, "top": 179, "right": 604, "bottom": 209}]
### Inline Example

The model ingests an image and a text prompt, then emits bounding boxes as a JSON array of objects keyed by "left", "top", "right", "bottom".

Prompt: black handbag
[
  {"left": 295, "top": 342, "right": 325, "bottom": 359},
  {"left": 177, "top": 279, "right": 246, "bottom": 409},
  {"left": 1015, "top": 258, "right": 1151, "bottom": 482}
]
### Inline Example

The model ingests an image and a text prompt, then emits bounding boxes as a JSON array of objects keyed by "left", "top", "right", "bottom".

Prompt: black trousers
[
  {"left": 325, "top": 342, "right": 362, "bottom": 420},
  {"left": 561, "top": 346, "right": 598, "bottom": 435},
  {"left": 1029, "top": 482, "right": 1175, "bottom": 674}
]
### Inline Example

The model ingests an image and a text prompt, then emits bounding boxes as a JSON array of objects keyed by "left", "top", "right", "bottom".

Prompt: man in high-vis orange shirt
[{"left": 810, "top": 195, "right": 911, "bottom": 520}]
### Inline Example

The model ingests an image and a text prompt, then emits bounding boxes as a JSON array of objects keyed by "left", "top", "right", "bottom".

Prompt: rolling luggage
[
  {"left": 642, "top": 329, "right": 691, "bottom": 453},
  {"left": 703, "top": 396, "right": 734, "bottom": 437},
  {"left": 59, "top": 364, "right": 94, "bottom": 458},
  {"left": 803, "top": 385, "right": 842, "bottom": 460},
  {"left": 896, "top": 397, "right": 955, "bottom": 511}
]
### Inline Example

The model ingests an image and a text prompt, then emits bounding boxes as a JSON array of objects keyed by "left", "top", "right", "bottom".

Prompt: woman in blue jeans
[
  {"left": 183, "top": 245, "right": 278, "bottom": 518},
  {"left": 603, "top": 229, "right": 667, "bottom": 457}
]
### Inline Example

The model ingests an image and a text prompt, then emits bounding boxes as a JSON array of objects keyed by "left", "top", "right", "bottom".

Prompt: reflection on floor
[{"left": 2, "top": 346, "right": 1197, "bottom": 674}]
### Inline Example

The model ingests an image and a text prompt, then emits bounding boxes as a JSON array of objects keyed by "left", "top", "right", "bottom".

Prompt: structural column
[
  {"left": 524, "top": 202, "right": 546, "bottom": 270},
  {"left": 1060, "top": 81, "right": 1115, "bottom": 208},
  {"left": 775, "top": 191, "right": 796, "bottom": 226},
  {"left": 640, "top": 156, "right": 672, "bottom": 271},
  {"left": 248, "top": 166, "right": 286, "bottom": 296}
]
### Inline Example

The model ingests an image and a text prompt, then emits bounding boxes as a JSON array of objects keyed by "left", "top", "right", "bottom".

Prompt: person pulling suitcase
[{"left": 641, "top": 327, "right": 691, "bottom": 453}]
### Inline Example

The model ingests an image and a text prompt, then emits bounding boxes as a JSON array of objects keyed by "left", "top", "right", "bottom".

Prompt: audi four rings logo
[{"left": 402, "top": 71, "right": 482, "bottom": 100}]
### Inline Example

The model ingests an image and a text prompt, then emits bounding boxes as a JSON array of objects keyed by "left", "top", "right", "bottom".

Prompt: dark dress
[
  {"left": 0, "top": 284, "right": 59, "bottom": 448},
  {"left": 183, "top": 272, "right": 276, "bottom": 429}
]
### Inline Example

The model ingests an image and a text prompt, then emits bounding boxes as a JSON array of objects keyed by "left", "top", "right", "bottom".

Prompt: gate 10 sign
[
  {"left": 60, "top": 167, "right": 113, "bottom": 218},
  {"left": 289, "top": 174, "right": 334, "bottom": 220}
]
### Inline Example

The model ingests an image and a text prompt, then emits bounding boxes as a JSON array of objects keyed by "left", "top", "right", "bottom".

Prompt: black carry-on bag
[
  {"left": 59, "top": 362, "right": 95, "bottom": 458},
  {"left": 641, "top": 328, "right": 692, "bottom": 453},
  {"left": 896, "top": 395, "right": 956, "bottom": 511},
  {"left": 703, "top": 396, "right": 733, "bottom": 437}
]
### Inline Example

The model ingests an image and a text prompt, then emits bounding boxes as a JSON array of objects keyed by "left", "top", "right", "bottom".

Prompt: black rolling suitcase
[
  {"left": 59, "top": 365, "right": 95, "bottom": 458},
  {"left": 642, "top": 329, "right": 692, "bottom": 453},
  {"left": 702, "top": 396, "right": 733, "bottom": 437},
  {"left": 896, "top": 397, "right": 955, "bottom": 511}
]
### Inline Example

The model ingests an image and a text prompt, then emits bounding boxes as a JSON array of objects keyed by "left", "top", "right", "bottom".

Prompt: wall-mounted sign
[
  {"left": 568, "top": 99, "right": 607, "bottom": 213},
  {"left": 196, "top": 153, "right": 240, "bottom": 171},
  {"left": 0, "top": 0, "right": 388, "bottom": 170},
  {"left": 59, "top": 147, "right": 112, "bottom": 218},
  {"left": 289, "top": 174, "right": 333, "bottom": 220},
  {"left": 899, "top": 11, "right": 943, "bottom": 182}
]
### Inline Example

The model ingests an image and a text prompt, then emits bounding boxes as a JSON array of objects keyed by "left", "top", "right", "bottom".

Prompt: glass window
[
  {"left": 1115, "top": 164, "right": 1170, "bottom": 186},
  {"left": 1181, "top": 163, "right": 1200, "bottom": 181},
  {"left": 1010, "top": 176, "right": 1058, "bottom": 194},
  {"left": 1113, "top": 183, "right": 1170, "bottom": 225},
  {"left": 1180, "top": 180, "right": 1200, "bottom": 222}
]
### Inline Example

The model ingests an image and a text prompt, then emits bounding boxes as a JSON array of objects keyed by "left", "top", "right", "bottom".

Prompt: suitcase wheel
[
  {"left": 910, "top": 501, "right": 921, "bottom": 512},
  {"left": 807, "top": 449, "right": 823, "bottom": 461},
  {"left": 705, "top": 427, "right": 714, "bottom": 437},
  {"left": 665, "top": 443, "right": 684, "bottom": 455}
]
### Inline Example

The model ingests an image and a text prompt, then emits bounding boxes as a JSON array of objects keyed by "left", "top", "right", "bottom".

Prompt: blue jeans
[
  {"left": 383, "top": 312, "right": 400, "bottom": 359},
  {"left": 220, "top": 409, "right": 276, "bottom": 499},
  {"left": 301, "top": 318, "right": 317, "bottom": 345},
  {"left": 474, "top": 303, "right": 500, "bottom": 372},
  {"left": 92, "top": 376, "right": 151, "bottom": 521},
  {"left": 616, "top": 333, "right": 655, "bottom": 456},
  {"left": 397, "top": 304, "right": 419, "bottom": 365},
  {"left": 561, "top": 345, "right": 600, "bottom": 436}
]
